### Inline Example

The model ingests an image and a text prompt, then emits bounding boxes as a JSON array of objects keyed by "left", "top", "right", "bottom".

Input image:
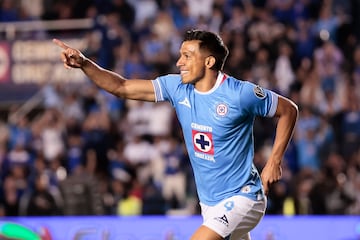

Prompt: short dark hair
[{"left": 184, "top": 29, "right": 229, "bottom": 71}]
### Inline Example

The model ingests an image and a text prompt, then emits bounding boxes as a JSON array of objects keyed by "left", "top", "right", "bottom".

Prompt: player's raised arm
[{"left": 53, "top": 39, "right": 156, "bottom": 102}]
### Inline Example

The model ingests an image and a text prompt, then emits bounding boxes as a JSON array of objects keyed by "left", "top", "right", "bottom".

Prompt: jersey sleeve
[
  {"left": 151, "top": 74, "right": 182, "bottom": 106},
  {"left": 240, "top": 81, "right": 278, "bottom": 117}
]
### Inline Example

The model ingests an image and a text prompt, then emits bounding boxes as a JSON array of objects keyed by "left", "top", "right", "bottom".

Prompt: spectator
[
  {"left": 7, "top": 114, "right": 32, "bottom": 151},
  {"left": 159, "top": 136, "right": 187, "bottom": 210},
  {"left": 59, "top": 164, "right": 104, "bottom": 215},
  {"left": 313, "top": 40, "right": 344, "bottom": 93},
  {"left": 274, "top": 40, "right": 296, "bottom": 95},
  {"left": 19, "top": 173, "right": 63, "bottom": 216},
  {"left": 294, "top": 18, "right": 316, "bottom": 65},
  {"left": 0, "top": 0, "right": 19, "bottom": 22},
  {"left": 339, "top": 82, "right": 360, "bottom": 160},
  {"left": 169, "top": 0, "right": 197, "bottom": 33},
  {"left": 185, "top": 0, "right": 214, "bottom": 20},
  {"left": 37, "top": 108, "right": 65, "bottom": 163},
  {"left": 310, "top": 2, "right": 348, "bottom": 44},
  {"left": 111, "top": 0, "right": 136, "bottom": 29}
]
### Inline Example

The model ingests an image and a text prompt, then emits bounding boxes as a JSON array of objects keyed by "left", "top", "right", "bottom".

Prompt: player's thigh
[
  {"left": 228, "top": 230, "right": 250, "bottom": 240},
  {"left": 190, "top": 225, "right": 223, "bottom": 240}
]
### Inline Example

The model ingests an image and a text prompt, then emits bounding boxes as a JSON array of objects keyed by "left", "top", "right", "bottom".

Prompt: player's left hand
[{"left": 260, "top": 161, "right": 282, "bottom": 195}]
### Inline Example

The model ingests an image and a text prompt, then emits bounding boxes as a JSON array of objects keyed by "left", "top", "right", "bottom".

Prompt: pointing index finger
[{"left": 53, "top": 38, "right": 69, "bottom": 50}]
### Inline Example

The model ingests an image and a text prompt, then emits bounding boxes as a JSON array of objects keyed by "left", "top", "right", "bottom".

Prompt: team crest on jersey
[
  {"left": 216, "top": 103, "right": 228, "bottom": 117},
  {"left": 253, "top": 85, "right": 266, "bottom": 99},
  {"left": 192, "top": 130, "right": 214, "bottom": 156}
]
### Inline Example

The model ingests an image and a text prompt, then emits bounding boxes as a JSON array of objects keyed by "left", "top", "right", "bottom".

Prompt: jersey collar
[{"left": 195, "top": 71, "right": 227, "bottom": 95}]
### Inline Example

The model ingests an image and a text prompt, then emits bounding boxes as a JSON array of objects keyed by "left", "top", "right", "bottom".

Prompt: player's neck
[{"left": 194, "top": 70, "right": 219, "bottom": 92}]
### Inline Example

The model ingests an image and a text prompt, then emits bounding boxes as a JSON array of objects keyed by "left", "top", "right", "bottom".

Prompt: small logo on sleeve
[{"left": 253, "top": 85, "right": 266, "bottom": 99}]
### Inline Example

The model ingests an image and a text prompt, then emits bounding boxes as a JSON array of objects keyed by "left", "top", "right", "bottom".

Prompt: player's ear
[{"left": 205, "top": 55, "right": 216, "bottom": 69}]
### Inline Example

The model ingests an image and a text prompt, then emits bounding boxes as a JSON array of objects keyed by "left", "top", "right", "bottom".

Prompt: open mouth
[{"left": 180, "top": 70, "right": 189, "bottom": 76}]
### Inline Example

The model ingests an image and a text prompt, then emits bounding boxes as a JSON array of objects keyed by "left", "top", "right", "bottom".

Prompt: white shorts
[{"left": 200, "top": 195, "right": 267, "bottom": 240}]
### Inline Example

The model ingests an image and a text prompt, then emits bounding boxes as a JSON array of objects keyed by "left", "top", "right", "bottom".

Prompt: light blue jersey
[{"left": 152, "top": 72, "right": 278, "bottom": 206}]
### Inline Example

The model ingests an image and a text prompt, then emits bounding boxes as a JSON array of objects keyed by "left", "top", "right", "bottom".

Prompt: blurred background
[{"left": 0, "top": 0, "right": 359, "bottom": 235}]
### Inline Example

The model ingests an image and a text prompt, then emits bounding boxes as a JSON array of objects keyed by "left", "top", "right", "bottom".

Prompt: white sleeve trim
[
  {"left": 151, "top": 78, "right": 164, "bottom": 102},
  {"left": 267, "top": 92, "right": 278, "bottom": 117}
]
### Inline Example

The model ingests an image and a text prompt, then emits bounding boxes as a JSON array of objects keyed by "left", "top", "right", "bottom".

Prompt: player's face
[{"left": 176, "top": 40, "right": 208, "bottom": 84}]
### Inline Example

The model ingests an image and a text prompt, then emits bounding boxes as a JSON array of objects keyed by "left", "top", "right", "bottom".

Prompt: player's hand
[
  {"left": 260, "top": 161, "right": 282, "bottom": 196},
  {"left": 53, "top": 38, "right": 85, "bottom": 69}
]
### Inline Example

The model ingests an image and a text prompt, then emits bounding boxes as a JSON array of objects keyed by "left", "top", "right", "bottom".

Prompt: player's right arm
[{"left": 53, "top": 39, "right": 156, "bottom": 102}]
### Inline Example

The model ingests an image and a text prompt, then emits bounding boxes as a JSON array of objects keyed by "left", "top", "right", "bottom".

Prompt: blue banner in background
[
  {"left": 0, "top": 215, "right": 359, "bottom": 240},
  {"left": 0, "top": 39, "right": 87, "bottom": 105},
  {"left": 0, "top": 39, "right": 87, "bottom": 85}
]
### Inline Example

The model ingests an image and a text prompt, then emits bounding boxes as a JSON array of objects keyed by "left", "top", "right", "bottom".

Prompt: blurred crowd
[{"left": 0, "top": 0, "right": 360, "bottom": 217}]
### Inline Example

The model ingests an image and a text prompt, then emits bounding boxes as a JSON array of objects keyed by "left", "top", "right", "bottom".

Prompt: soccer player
[{"left": 53, "top": 29, "right": 298, "bottom": 240}]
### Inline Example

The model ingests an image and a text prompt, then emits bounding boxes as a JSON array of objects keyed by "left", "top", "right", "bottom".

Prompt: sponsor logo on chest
[{"left": 191, "top": 123, "right": 215, "bottom": 162}]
